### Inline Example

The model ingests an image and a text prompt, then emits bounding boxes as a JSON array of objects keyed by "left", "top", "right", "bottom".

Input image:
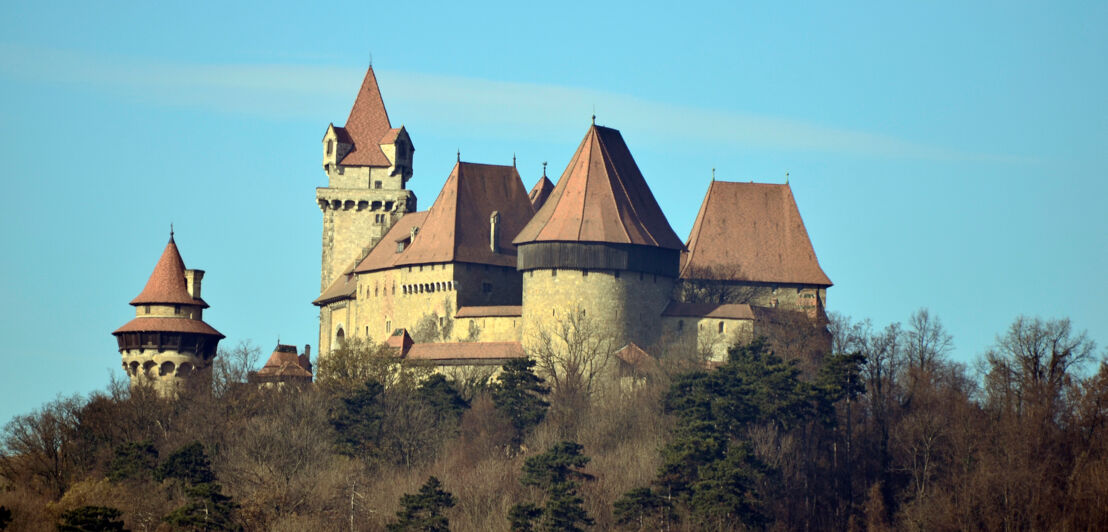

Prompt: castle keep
[{"left": 313, "top": 67, "right": 832, "bottom": 367}]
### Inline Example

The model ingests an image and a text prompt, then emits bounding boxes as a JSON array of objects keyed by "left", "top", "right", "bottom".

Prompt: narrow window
[
  {"left": 718, "top": 321, "right": 725, "bottom": 333},
  {"left": 582, "top": 269, "right": 589, "bottom": 277},
  {"left": 174, "top": 304, "right": 180, "bottom": 314},
  {"left": 144, "top": 305, "right": 150, "bottom": 314},
  {"left": 614, "top": 270, "right": 620, "bottom": 279},
  {"left": 374, "top": 180, "right": 382, "bottom": 189},
  {"left": 326, "top": 139, "right": 334, "bottom": 155},
  {"left": 482, "top": 281, "right": 492, "bottom": 293},
  {"left": 551, "top": 269, "right": 557, "bottom": 277},
  {"left": 678, "top": 320, "right": 684, "bottom": 331}
]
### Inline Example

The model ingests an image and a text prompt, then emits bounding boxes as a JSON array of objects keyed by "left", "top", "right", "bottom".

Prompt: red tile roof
[
  {"left": 336, "top": 67, "right": 393, "bottom": 167},
  {"left": 254, "top": 344, "right": 312, "bottom": 379},
  {"left": 614, "top": 342, "right": 658, "bottom": 369},
  {"left": 681, "top": 181, "right": 831, "bottom": 286},
  {"left": 386, "top": 329, "right": 414, "bottom": 355},
  {"left": 662, "top": 302, "right": 755, "bottom": 320},
  {"left": 455, "top": 305, "right": 523, "bottom": 318},
  {"left": 351, "top": 211, "right": 429, "bottom": 274},
  {"left": 528, "top": 175, "right": 554, "bottom": 211},
  {"left": 112, "top": 317, "right": 224, "bottom": 338},
  {"left": 405, "top": 341, "right": 525, "bottom": 363},
  {"left": 313, "top": 266, "right": 359, "bottom": 305},
  {"left": 513, "top": 125, "right": 684, "bottom": 250},
  {"left": 130, "top": 236, "right": 208, "bottom": 308},
  {"left": 356, "top": 162, "right": 533, "bottom": 271}
]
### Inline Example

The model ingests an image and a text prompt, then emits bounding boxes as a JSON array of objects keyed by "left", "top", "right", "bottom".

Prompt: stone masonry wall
[{"left": 522, "top": 268, "right": 674, "bottom": 351}]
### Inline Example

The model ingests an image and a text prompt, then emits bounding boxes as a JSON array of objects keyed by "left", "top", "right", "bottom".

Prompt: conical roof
[
  {"left": 528, "top": 175, "right": 554, "bottom": 211},
  {"left": 129, "top": 235, "right": 206, "bottom": 307},
  {"left": 681, "top": 181, "right": 831, "bottom": 286},
  {"left": 513, "top": 125, "right": 684, "bottom": 250},
  {"left": 335, "top": 66, "right": 393, "bottom": 167}
]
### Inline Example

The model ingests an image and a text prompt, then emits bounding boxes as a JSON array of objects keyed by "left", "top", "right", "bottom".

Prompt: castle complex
[
  {"left": 113, "top": 66, "right": 831, "bottom": 394},
  {"left": 311, "top": 67, "right": 831, "bottom": 370}
]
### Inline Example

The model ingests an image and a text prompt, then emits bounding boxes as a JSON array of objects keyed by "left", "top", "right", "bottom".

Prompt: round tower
[
  {"left": 112, "top": 232, "right": 224, "bottom": 397},
  {"left": 514, "top": 124, "right": 686, "bottom": 349}
]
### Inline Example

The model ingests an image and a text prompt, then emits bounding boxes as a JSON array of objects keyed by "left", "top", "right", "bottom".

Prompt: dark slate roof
[
  {"left": 130, "top": 236, "right": 208, "bottom": 308},
  {"left": 513, "top": 125, "right": 684, "bottom": 250},
  {"left": 681, "top": 181, "right": 831, "bottom": 286},
  {"left": 336, "top": 67, "right": 393, "bottom": 167}
]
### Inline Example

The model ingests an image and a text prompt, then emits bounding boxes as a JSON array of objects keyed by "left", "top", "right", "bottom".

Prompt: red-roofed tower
[
  {"left": 113, "top": 233, "right": 224, "bottom": 397},
  {"left": 514, "top": 124, "right": 685, "bottom": 348}
]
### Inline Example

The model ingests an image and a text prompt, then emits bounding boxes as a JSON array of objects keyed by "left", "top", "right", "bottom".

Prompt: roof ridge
[
  {"left": 681, "top": 180, "right": 716, "bottom": 276},
  {"left": 595, "top": 128, "right": 636, "bottom": 245}
]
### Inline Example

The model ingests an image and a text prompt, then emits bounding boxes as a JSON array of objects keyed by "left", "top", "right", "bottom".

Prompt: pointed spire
[
  {"left": 457, "top": 149, "right": 461, "bottom": 163},
  {"left": 130, "top": 235, "right": 205, "bottom": 307},
  {"left": 169, "top": 223, "right": 175, "bottom": 242},
  {"left": 512, "top": 153, "right": 516, "bottom": 168},
  {"left": 336, "top": 66, "right": 392, "bottom": 166},
  {"left": 542, "top": 161, "right": 547, "bottom": 177}
]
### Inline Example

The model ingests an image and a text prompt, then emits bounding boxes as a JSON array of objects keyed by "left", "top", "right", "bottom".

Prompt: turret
[
  {"left": 113, "top": 232, "right": 224, "bottom": 397},
  {"left": 514, "top": 124, "right": 685, "bottom": 348}
]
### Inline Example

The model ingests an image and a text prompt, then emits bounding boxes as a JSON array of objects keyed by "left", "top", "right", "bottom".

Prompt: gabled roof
[
  {"left": 336, "top": 67, "right": 393, "bottom": 167},
  {"left": 661, "top": 302, "right": 755, "bottom": 320},
  {"left": 528, "top": 175, "right": 554, "bottom": 211},
  {"left": 614, "top": 342, "right": 658, "bottom": 370},
  {"left": 513, "top": 125, "right": 684, "bottom": 250},
  {"left": 386, "top": 162, "right": 534, "bottom": 269},
  {"left": 681, "top": 181, "right": 831, "bottom": 286},
  {"left": 254, "top": 344, "right": 312, "bottom": 379},
  {"left": 351, "top": 212, "right": 429, "bottom": 274},
  {"left": 130, "top": 235, "right": 207, "bottom": 308}
]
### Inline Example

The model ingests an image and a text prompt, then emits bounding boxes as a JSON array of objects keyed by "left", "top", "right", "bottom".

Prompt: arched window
[{"left": 335, "top": 327, "right": 346, "bottom": 349}]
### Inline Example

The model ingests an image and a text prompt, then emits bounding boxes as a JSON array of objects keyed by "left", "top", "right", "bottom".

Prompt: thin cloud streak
[{"left": 0, "top": 45, "right": 1026, "bottom": 163}]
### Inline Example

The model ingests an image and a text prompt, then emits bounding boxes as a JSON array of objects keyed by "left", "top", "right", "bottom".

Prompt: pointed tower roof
[
  {"left": 681, "top": 181, "right": 831, "bottom": 286},
  {"left": 513, "top": 125, "right": 684, "bottom": 250},
  {"left": 129, "top": 235, "right": 207, "bottom": 307},
  {"left": 354, "top": 162, "right": 534, "bottom": 272},
  {"left": 528, "top": 174, "right": 555, "bottom": 211},
  {"left": 336, "top": 67, "right": 393, "bottom": 167},
  {"left": 253, "top": 344, "right": 313, "bottom": 380}
]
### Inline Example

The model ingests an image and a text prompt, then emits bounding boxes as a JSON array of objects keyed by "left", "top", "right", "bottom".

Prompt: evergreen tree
[
  {"left": 613, "top": 487, "right": 676, "bottom": 530},
  {"left": 155, "top": 441, "right": 214, "bottom": 485},
  {"left": 491, "top": 358, "right": 549, "bottom": 447},
  {"left": 330, "top": 379, "right": 386, "bottom": 458},
  {"left": 57, "top": 505, "right": 126, "bottom": 531},
  {"left": 157, "top": 442, "right": 240, "bottom": 531},
  {"left": 509, "top": 441, "right": 595, "bottom": 531},
  {"left": 418, "top": 375, "right": 470, "bottom": 425},
  {"left": 107, "top": 440, "right": 158, "bottom": 482},
  {"left": 386, "top": 476, "right": 456, "bottom": 532}
]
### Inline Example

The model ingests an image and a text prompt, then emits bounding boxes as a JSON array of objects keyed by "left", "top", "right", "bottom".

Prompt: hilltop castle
[
  {"left": 112, "top": 66, "right": 831, "bottom": 395},
  {"left": 311, "top": 67, "right": 831, "bottom": 370}
]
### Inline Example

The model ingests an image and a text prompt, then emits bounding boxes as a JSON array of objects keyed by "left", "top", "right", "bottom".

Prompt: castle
[
  {"left": 311, "top": 67, "right": 830, "bottom": 371},
  {"left": 113, "top": 66, "right": 831, "bottom": 394}
]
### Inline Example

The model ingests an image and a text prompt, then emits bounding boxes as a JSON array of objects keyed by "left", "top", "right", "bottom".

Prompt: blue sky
[{"left": 1, "top": 1, "right": 1105, "bottom": 425}]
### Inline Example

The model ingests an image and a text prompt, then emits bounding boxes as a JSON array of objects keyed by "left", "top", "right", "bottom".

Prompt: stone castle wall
[{"left": 521, "top": 268, "right": 675, "bottom": 350}]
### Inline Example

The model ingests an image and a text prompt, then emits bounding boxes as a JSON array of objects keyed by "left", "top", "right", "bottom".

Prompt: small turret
[{"left": 113, "top": 232, "right": 224, "bottom": 397}]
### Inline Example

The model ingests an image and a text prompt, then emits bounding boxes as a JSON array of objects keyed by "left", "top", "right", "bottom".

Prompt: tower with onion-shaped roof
[
  {"left": 514, "top": 123, "right": 686, "bottom": 348},
  {"left": 113, "top": 231, "right": 224, "bottom": 397}
]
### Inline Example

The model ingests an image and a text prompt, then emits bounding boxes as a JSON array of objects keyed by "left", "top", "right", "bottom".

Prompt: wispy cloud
[{"left": 0, "top": 44, "right": 1025, "bottom": 163}]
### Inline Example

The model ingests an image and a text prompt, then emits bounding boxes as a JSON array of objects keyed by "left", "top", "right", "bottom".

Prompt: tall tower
[
  {"left": 113, "top": 232, "right": 224, "bottom": 397},
  {"left": 514, "top": 124, "right": 686, "bottom": 349},
  {"left": 318, "top": 66, "right": 416, "bottom": 293}
]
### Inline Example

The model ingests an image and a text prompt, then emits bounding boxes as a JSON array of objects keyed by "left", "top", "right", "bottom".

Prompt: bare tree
[
  {"left": 0, "top": 395, "right": 84, "bottom": 499},
  {"left": 904, "top": 308, "right": 953, "bottom": 374},
  {"left": 673, "top": 265, "right": 763, "bottom": 305},
  {"left": 529, "top": 308, "right": 617, "bottom": 427}
]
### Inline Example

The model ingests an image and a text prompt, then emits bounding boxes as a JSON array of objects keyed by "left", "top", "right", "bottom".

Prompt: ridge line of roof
[
  {"left": 596, "top": 129, "right": 636, "bottom": 245},
  {"left": 681, "top": 180, "right": 716, "bottom": 276}
]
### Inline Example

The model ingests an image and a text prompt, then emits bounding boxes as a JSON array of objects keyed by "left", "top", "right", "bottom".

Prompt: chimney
[
  {"left": 299, "top": 345, "right": 313, "bottom": 373},
  {"left": 184, "top": 269, "right": 205, "bottom": 300},
  {"left": 489, "top": 211, "right": 500, "bottom": 253}
]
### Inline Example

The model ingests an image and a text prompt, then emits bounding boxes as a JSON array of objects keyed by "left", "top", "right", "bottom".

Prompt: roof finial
[
  {"left": 542, "top": 161, "right": 548, "bottom": 177},
  {"left": 368, "top": 52, "right": 373, "bottom": 68},
  {"left": 785, "top": 170, "right": 789, "bottom": 184},
  {"left": 591, "top": 105, "right": 596, "bottom": 125},
  {"left": 513, "top": 153, "right": 516, "bottom": 168},
  {"left": 169, "top": 223, "right": 174, "bottom": 242},
  {"left": 711, "top": 168, "right": 715, "bottom": 181},
  {"left": 457, "top": 149, "right": 460, "bottom": 163}
]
